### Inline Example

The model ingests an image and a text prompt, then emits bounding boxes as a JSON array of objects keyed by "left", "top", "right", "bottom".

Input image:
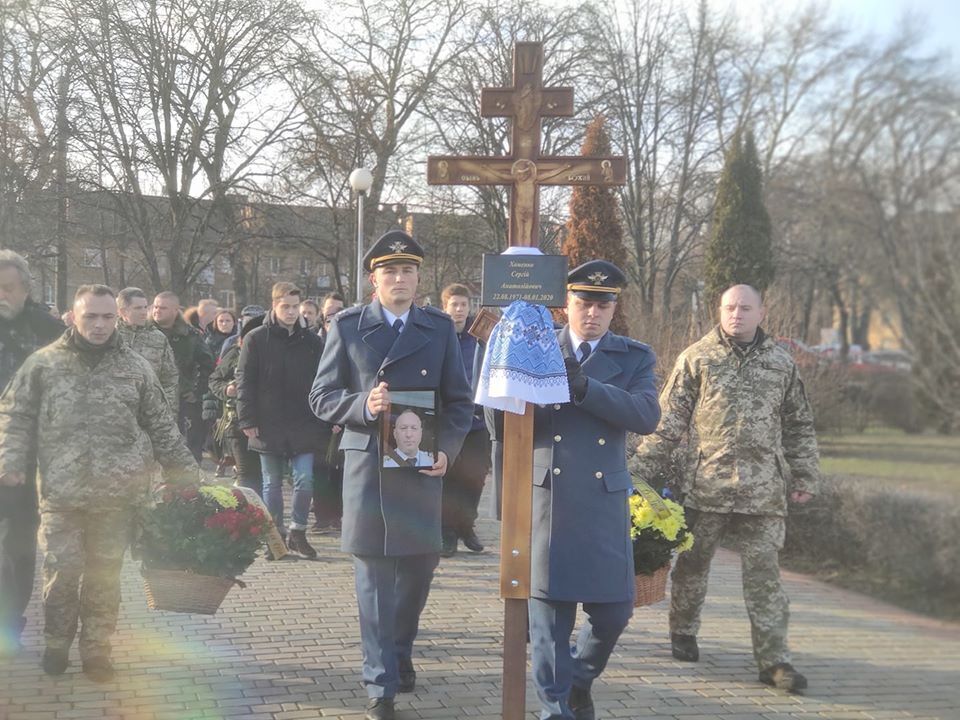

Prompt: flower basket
[
  {"left": 629, "top": 483, "right": 693, "bottom": 607},
  {"left": 634, "top": 562, "right": 670, "bottom": 607},
  {"left": 138, "top": 483, "right": 269, "bottom": 613},
  {"left": 142, "top": 568, "right": 245, "bottom": 615}
]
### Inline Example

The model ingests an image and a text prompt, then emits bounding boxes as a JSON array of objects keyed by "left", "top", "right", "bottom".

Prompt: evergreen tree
[
  {"left": 703, "top": 128, "right": 775, "bottom": 313},
  {"left": 562, "top": 115, "right": 630, "bottom": 336}
]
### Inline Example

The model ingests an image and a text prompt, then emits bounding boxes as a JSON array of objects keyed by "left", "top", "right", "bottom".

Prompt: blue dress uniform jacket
[
  {"left": 530, "top": 328, "right": 660, "bottom": 603},
  {"left": 309, "top": 300, "right": 474, "bottom": 556}
]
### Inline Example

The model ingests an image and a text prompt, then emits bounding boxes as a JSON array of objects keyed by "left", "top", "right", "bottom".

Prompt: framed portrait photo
[{"left": 380, "top": 389, "right": 440, "bottom": 471}]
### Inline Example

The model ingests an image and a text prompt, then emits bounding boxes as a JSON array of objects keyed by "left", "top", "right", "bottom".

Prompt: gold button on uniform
[
  {"left": 554, "top": 404, "right": 561, "bottom": 410},
  {"left": 420, "top": 369, "right": 427, "bottom": 376},
  {"left": 553, "top": 468, "right": 561, "bottom": 475},
  {"left": 554, "top": 435, "right": 562, "bottom": 442},
  {"left": 598, "top": 438, "right": 606, "bottom": 446},
  {"left": 595, "top": 471, "right": 603, "bottom": 479}
]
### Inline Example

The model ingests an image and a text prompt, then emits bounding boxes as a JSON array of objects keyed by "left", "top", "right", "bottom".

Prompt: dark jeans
[
  {"left": 226, "top": 435, "right": 262, "bottom": 498},
  {"left": 178, "top": 400, "right": 205, "bottom": 463},
  {"left": 312, "top": 452, "right": 343, "bottom": 525},
  {"left": 0, "top": 485, "right": 39, "bottom": 650},
  {"left": 441, "top": 428, "right": 491, "bottom": 536}
]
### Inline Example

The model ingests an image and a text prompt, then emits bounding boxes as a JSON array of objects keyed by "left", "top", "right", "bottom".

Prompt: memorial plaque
[{"left": 481, "top": 254, "right": 568, "bottom": 307}]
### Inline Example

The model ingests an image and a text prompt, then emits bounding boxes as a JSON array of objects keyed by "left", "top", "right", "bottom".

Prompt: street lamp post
[{"left": 349, "top": 167, "right": 374, "bottom": 306}]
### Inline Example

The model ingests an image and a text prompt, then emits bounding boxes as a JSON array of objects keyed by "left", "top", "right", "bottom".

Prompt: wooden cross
[{"left": 427, "top": 41, "right": 626, "bottom": 720}]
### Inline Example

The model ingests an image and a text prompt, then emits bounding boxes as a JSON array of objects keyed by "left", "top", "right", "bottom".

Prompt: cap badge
[
  {"left": 389, "top": 241, "right": 408, "bottom": 253},
  {"left": 587, "top": 271, "right": 609, "bottom": 284}
]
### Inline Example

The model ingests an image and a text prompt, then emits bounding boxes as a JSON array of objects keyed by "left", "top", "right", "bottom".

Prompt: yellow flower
[{"left": 199, "top": 485, "right": 239, "bottom": 509}]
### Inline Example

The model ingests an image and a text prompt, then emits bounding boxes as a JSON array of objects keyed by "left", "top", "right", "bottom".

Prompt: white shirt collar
[{"left": 568, "top": 329, "right": 601, "bottom": 360}]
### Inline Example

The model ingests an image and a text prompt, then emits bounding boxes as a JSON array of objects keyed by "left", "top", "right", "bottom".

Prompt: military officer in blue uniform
[
  {"left": 309, "top": 230, "right": 473, "bottom": 720},
  {"left": 528, "top": 260, "right": 661, "bottom": 720}
]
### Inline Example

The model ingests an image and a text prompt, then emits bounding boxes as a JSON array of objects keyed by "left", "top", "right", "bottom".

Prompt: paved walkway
[{"left": 2, "top": 508, "right": 959, "bottom": 720}]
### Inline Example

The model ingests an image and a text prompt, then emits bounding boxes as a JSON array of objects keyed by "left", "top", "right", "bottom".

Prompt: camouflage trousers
[
  {"left": 669, "top": 510, "right": 790, "bottom": 670},
  {"left": 38, "top": 509, "right": 131, "bottom": 659}
]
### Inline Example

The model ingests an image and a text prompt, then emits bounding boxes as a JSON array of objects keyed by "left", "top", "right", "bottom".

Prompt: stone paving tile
[{"left": 2, "top": 495, "right": 959, "bottom": 720}]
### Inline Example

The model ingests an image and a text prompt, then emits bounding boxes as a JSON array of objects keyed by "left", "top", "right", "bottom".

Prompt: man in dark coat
[
  {"left": 236, "top": 282, "right": 324, "bottom": 559},
  {"left": 528, "top": 261, "right": 660, "bottom": 720},
  {"left": 438, "top": 283, "right": 490, "bottom": 556},
  {"left": 151, "top": 291, "right": 215, "bottom": 462},
  {"left": 0, "top": 250, "right": 64, "bottom": 657},
  {"left": 310, "top": 231, "right": 473, "bottom": 720}
]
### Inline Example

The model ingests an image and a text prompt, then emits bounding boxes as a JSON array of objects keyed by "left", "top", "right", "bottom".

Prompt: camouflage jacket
[
  {"left": 0, "top": 329, "right": 198, "bottom": 511},
  {"left": 116, "top": 319, "right": 179, "bottom": 405},
  {"left": 633, "top": 326, "right": 819, "bottom": 516}
]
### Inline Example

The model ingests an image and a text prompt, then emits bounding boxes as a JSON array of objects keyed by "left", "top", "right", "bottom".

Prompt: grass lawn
[{"left": 818, "top": 428, "right": 960, "bottom": 495}]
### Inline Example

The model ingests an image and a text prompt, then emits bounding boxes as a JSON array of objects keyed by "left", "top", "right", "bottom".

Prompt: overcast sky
[{"left": 716, "top": 0, "right": 957, "bottom": 63}]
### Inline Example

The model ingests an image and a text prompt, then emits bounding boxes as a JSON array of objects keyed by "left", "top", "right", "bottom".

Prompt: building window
[
  {"left": 299, "top": 258, "right": 313, "bottom": 275},
  {"left": 81, "top": 248, "right": 103, "bottom": 268},
  {"left": 266, "top": 256, "right": 281, "bottom": 274},
  {"left": 317, "top": 275, "right": 331, "bottom": 288},
  {"left": 198, "top": 266, "right": 215, "bottom": 285},
  {"left": 219, "top": 290, "right": 236, "bottom": 309}
]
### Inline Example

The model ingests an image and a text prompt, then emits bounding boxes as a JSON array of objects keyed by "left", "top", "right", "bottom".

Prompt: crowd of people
[{"left": 0, "top": 233, "right": 820, "bottom": 720}]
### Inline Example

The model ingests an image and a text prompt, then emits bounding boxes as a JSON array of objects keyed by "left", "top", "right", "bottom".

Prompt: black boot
[
  {"left": 440, "top": 528, "right": 458, "bottom": 557},
  {"left": 287, "top": 529, "right": 317, "bottom": 559},
  {"left": 759, "top": 662, "right": 808, "bottom": 692},
  {"left": 41, "top": 647, "right": 69, "bottom": 675},
  {"left": 461, "top": 527, "right": 484, "bottom": 553},
  {"left": 568, "top": 684, "right": 595, "bottom": 720},
  {"left": 365, "top": 697, "right": 395, "bottom": 720},
  {"left": 671, "top": 633, "right": 699, "bottom": 662},
  {"left": 82, "top": 656, "right": 115, "bottom": 683}
]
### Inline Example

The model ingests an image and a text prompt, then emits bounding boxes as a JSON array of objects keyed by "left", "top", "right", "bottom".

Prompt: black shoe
[
  {"left": 398, "top": 656, "right": 416, "bottom": 693},
  {"left": 461, "top": 528, "right": 484, "bottom": 553},
  {"left": 82, "top": 656, "right": 115, "bottom": 683},
  {"left": 671, "top": 633, "right": 699, "bottom": 662},
  {"left": 287, "top": 529, "right": 317, "bottom": 559},
  {"left": 759, "top": 662, "right": 808, "bottom": 692},
  {"left": 41, "top": 647, "right": 69, "bottom": 676},
  {"left": 568, "top": 684, "right": 595, "bottom": 720},
  {"left": 365, "top": 697, "right": 395, "bottom": 720},
  {"left": 440, "top": 529, "right": 458, "bottom": 557}
]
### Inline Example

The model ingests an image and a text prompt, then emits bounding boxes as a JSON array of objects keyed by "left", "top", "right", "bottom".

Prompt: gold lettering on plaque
[{"left": 568, "top": 174, "right": 590, "bottom": 181}]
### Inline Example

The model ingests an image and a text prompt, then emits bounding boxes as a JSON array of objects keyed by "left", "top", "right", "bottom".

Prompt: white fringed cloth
[{"left": 476, "top": 299, "right": 569, "bottom": 415}]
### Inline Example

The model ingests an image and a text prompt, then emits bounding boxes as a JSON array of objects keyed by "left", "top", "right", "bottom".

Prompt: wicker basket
[
  {"left": 142, "top": 568, "right": 244, "bottom": 615},
  {"left": 634, "top": 562, "right": 671, "bottom": 607}
]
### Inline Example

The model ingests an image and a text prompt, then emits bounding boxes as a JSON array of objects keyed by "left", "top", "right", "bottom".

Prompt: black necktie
[
  {"left": 406, "top": 457, "right": 417, "bottom": 467},
  {"left": 392, "top": 318, "right": 404, "bottom": 335},
  {"left": 578, "top": 341, "right": 592, "bottom": 364}
]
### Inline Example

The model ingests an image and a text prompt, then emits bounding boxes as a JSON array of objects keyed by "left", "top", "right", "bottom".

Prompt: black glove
[{"left": 563, "top": 356, "right": 588, "bottom": 402}]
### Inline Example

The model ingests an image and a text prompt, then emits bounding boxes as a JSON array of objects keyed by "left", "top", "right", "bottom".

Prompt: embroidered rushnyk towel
[{"left": 476, "top": 298, "right": 569, "bottom": 414}]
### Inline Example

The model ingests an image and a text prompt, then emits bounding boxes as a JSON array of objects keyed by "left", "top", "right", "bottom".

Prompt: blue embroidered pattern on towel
[{"left": 476, "top": 300, "right": 569, "bottom": 414}]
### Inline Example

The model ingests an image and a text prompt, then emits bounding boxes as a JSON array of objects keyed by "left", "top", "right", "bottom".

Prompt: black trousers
[
  {"left": 441, "top": 428, "right": 491, "bottom": 535},
  {"left": 0, "top": 485, "right": 38, "bottom": 648},
  {"left": 312, "top": 453, "right": 343, "bottom": 524},
  {"left": 178, "top": 400, "right": 206, "bottom": 463},
  {"left": 226, "top": 435, "right": 263, "bottom": 498}
]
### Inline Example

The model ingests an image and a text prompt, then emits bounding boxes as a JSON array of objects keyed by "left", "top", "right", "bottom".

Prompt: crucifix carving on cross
[{"left": 427, "top": 41, "right": 626, "bottom": 720}]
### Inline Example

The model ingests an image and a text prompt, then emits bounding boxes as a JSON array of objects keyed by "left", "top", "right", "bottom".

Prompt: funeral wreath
[{"left": 138, "top": 483, "right": 269, "bottom": 613}]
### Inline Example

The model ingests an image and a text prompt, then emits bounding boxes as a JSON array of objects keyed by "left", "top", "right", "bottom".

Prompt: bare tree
[{"left": 56, "top": 0, "right": 306, "bottom": 297}]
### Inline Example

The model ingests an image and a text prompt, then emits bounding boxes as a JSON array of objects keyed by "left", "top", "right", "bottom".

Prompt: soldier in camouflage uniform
[
  {"left": 633, "top": 285, "right": 819, "bottom": 693},
  {"left": 0, "top": 285, "right": 197, "bottom": 682},
  {"left": 116, "top": 287, "right": 179, "bottom": 404}
]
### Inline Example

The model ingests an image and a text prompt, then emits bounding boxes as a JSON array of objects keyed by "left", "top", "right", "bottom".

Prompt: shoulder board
[
  {"left": 335, "top": 305, "right": 363, "bottom": 322},
  {"left": 624, "top": 337, "right": 652, "bottom": 352},
  {"left": 421, "top": 305, "right": 450, "bottom": 319}
]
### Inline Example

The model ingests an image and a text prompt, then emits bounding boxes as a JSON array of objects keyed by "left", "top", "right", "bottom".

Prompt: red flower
[{"left": 249, "top": 526, "right": 261, "bottom": 536}]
